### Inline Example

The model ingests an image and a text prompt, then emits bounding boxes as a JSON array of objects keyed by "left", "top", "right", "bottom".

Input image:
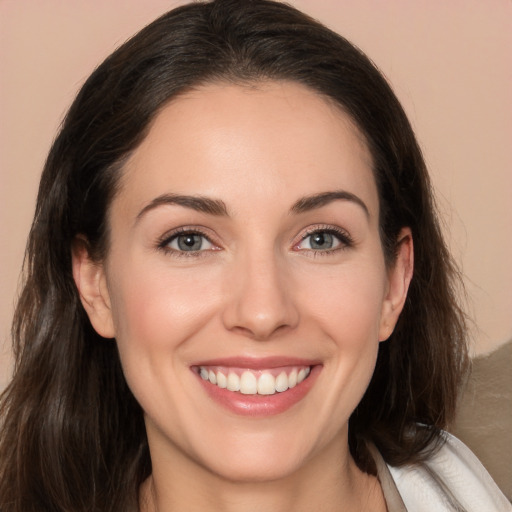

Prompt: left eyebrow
[{"left": 290, "top": 190, "right": 370, "bottom": 218}]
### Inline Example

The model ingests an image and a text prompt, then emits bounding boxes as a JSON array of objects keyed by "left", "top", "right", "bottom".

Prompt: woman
[{"left": 0, "top": 0, "right": 509, "bottom": 510}]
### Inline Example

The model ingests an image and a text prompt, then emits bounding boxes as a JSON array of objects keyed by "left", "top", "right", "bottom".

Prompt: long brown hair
[{"left": 0, "top": 0, "right": 468, "bottom": 510}]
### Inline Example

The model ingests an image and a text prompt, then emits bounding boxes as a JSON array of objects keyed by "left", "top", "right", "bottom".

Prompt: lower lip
[{"left": 195, "top": 365, "right": 321, "bottom": 417}]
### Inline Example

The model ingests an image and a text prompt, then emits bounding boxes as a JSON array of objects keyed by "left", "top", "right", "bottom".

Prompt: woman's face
[{"left": 75, "top": 81, "right": 412, "bottom": 482}]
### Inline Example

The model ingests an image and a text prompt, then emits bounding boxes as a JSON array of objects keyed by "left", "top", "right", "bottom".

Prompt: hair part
[{"left": 0, "top": 0, "right": 468, "bottom": 509}]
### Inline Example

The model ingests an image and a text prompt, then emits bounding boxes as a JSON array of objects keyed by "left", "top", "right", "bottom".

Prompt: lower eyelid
[
  {"left": 157, "top": 228, "right": 217, "bottom": 252},
  {"left": 157, "top": 226, "right": 353, "bottom": 256},
  {"left": 168, "top": 234, "right": 213, "bottom": 251},
  {"left": 295, "top": 228, "right": 353, "bottom": 250}
]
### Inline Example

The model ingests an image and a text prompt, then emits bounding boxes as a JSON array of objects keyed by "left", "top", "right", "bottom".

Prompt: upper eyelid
[
  {"left": 292, "top": 226, "right": 354, "bottom": 252},
  {"left": 156, "top": 223, "right": 353, "bottom": 249},
  {"left": 300, "top": 226, "right": 350, "bottom": 237},
  {"left": 295, "top": 225, "right": 353, "bottom": 242},
  {"left": 157, "top": 226, "right": 217, "bottom": 247}
]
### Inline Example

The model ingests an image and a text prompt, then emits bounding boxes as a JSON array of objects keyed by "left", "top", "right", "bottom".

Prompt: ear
[
  {"left": 378, "top": 228, "right": 414, "bottom": 342},
  {"left": 71, "top": 237, "right": 115, "bottom": 339}
]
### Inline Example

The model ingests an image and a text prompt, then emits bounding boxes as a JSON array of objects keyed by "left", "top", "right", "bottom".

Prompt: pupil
[
  {"left": 178, "top": 234, "right": 201, "bottom": 251},
  {"left": 311, "top": 232, "right": 333, "bottom": 249}
]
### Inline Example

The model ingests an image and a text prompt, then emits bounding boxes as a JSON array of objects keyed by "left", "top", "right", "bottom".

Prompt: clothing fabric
[{"left": 371, "top": 432, "right": 512, "bottom": 512}]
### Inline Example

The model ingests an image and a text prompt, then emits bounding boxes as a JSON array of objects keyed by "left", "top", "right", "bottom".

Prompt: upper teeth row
[{"left": 199, "top": 367, "right": 311, "bottom": 395}]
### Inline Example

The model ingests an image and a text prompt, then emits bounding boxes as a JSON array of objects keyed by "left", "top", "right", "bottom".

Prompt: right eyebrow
[{"left": 135, "top": 193, "right": 229, "bottom": 224}]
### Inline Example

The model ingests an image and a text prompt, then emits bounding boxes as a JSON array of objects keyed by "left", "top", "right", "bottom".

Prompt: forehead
[{"left": 117, "top": 81, "right": 377, "bottom": 219}]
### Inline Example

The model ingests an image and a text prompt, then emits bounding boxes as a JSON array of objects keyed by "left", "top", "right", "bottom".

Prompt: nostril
[{"left": 229, "top": 321, "right": 294, "bottom": 341}]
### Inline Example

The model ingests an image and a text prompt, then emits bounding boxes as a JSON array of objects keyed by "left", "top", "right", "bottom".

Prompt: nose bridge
[{"left": 222, "top": 243, "right": 299, "bottom": 339}]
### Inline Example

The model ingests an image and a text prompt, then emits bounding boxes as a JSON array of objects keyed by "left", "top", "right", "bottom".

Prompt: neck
[{"left": 139, "top": 436, "right": 387, "bottom": 512}]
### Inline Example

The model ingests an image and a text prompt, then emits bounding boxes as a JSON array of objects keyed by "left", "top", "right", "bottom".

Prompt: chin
[
  {"left": 204, "top": 447, "right": 310, "bottom": 484},
  {"left": 188, "top": 422, "right": 333, "bottom": 484}
]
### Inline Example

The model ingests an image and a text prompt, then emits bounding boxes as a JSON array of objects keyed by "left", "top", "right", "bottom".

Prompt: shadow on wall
[{"left": 451, "top": 339, "right": 512, "bottom": 501}]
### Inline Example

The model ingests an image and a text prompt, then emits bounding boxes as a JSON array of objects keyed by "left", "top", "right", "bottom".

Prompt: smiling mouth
[{"left": 196, "top": 365, "right": 312, "bottom": 395}]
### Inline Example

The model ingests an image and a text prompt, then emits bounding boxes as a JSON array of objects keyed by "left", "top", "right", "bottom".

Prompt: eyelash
[
  {"left": 157, "top": 227, "right": 217, "bottom": 258},
  {"left": 294, "top": 225, "right": 354, "bottom": 256},
  {"left": 156, "top": 225, "right": 354, "bottom": 258}
]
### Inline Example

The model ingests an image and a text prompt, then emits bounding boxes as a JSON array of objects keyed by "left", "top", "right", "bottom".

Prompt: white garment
[{"left": 386, "top": 433, "right": 511, "bottom": 511}]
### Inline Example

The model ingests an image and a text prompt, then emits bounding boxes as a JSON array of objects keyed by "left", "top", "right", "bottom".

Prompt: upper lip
[{"left": 191, "top": 356, "right": 321, "bottom": 370}]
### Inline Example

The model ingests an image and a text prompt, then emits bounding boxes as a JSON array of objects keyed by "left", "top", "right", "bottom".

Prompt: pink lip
[{"left": 191, "top": 357, "right": 322, "bottom": 417}]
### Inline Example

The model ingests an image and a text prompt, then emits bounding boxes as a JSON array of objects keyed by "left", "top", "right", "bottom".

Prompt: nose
[{"left": 221, "top": 250, "right": 299, "bottom": 340}]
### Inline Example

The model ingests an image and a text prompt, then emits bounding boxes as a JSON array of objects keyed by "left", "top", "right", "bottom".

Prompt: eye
[
  {"left": 164, "top": 231, "right": 214, "bottom": 252},
  {"left": 295, "top": 228, "right": 352, "bottom": 252}
]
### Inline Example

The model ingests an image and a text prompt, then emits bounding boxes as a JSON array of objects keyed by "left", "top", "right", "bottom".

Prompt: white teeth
[
  {"left": 199, "top": 366, "right": 312, "bottom": 395},
  {"left": 288, "top": 369, "right": 298, "bottom": 388},
  {"left": 240, "top": 371, "right": 258, "bottom": 395},
  {"left": 216, "top": 371, "right": 227, "bottom": 388},
  {"left": 257, "top": 373, "right": 276, "bottom": 395},
  {"left": 226, "top": 372, "right": 240, "bottom": 392},
  {"left": 275, "top": 371, "right": 289, "bottom": 392}
]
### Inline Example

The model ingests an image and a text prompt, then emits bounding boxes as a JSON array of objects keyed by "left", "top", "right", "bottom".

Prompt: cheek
[
  {"left": 297, "top": 262, "right": 387, "bottom": 344},
  {"left": 289, "top": 262, "right": 386, "bottom": 445},
  {"left": 107, "top": 261, "right": 222, "bottom": 356},
  {"left": 105, "top": 261, "right": 224, "bottom": 422}
]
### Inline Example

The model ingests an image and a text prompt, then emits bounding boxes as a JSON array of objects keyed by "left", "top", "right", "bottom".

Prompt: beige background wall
[{"left": 1, "top": 1, "right": 511, "bottom": 392}]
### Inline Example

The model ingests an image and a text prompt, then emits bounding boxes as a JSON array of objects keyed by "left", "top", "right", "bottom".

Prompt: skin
[{"left": 73, "top": 81, "right": 413, "bottom": 512}]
